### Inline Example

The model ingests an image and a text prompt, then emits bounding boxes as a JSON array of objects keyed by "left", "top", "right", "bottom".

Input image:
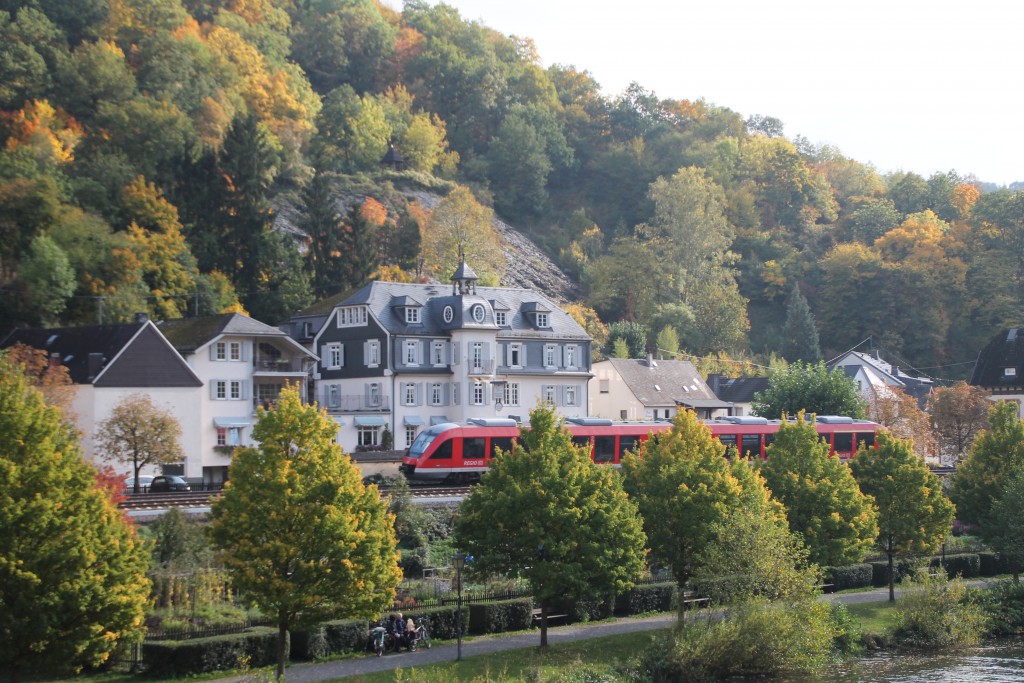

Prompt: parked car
[
  {"left": 124, "top": 475, "right": 154, "bottom": 491},
  {"left": 149, "top": 475, "right": 191, "bottom": 492}
]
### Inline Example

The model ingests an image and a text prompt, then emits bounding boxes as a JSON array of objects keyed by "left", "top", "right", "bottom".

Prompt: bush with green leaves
[
  {"left": 891, "top": 569, "right": 986, "bottom": 649},
  {"left": 979, "top": 580, "right": 1024, "bottom": 637}
]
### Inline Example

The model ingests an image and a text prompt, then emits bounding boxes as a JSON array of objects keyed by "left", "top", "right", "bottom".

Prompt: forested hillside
[{"left": 2, "top": 0, "right": 1021, "bottom": 380}]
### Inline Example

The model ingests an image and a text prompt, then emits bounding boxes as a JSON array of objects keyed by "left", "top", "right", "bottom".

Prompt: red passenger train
[{"left": 399, "top": 415, "right": 882, "bottom": 484}]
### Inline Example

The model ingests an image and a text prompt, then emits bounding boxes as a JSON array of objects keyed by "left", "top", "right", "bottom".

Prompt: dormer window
[
  {"left": 536, "top": 312, "right": 549, "bottom": 328},
  {"left": 495, "top": 311, "right": 507, "bottom": 326},
  {"left": 1006, "top": 367, "right": 1017, "bottom": 377},
  {"left": 471, "top": 304, "right": 486, "bottom": 323},
  {"left": 405, "top": 307, "right": 421, "bottom": 324},
  {"left": 337, "top": 306, "right": 368, "bottom": 327}
]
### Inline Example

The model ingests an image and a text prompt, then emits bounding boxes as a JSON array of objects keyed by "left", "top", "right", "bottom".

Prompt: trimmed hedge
[
  {"left": 291, "top": 618, "right": 368, "bottom": 661},
  {"left": 870, "top": 559, "right": 918, "bottom": 587},
  {"left": 614, "top": 582, "right": 676, "bottom": 616},
  {"left": 143, "top": 627, "right": 281, "bottom": 677},
  {"left": 822, "top": 564, "right": 873, "bottom": 591},
  {"left": 567, "top": 594, "right": 614, "bottom": 622},
  {"left": 930, "top": 553, "right": 980, "bottom": 579},
  {"left": 402, "top": 605, "right": 468, "bottom": 641},
  {"left": 468, "top": 598, "right": 533, "bottom": 634},
  {"left": 980, "top": 552, "right": 1019, "bottom": 577}
]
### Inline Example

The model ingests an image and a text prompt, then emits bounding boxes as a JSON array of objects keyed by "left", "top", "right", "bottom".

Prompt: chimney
[
  {"left": 646, "top": 353, "right": 657, "bottom": 368},
  {"left": 708, "top": 373, "right": 722, "bottom": 395},
  {"left": 134, "top": 312, "right": 148, "bottom": 323},
  {"left": 49, "top": 352, "right": 61, "bottom": 368}
]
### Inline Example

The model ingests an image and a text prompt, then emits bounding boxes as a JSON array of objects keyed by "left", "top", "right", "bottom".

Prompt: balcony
[
  {"left": 252, "top": 358, "right": 305, "bottom": 373},
  {"left": 319, "top": 391, "right": 391, "bottom": 413}
]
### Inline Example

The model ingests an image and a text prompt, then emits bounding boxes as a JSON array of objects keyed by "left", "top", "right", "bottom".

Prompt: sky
[{"left": 409, "top": 0, "right": 1024, "bottom": 186}]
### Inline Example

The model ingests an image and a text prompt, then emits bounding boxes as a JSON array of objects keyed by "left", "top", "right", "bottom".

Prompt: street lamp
[{"left": 453, "top": 553, "right": 466, "bottom": 661}]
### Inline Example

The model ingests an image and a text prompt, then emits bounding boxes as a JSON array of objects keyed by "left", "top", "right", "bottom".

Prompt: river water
[{"left": 790, "top": 642, "right": 1024, "bottom": 682}]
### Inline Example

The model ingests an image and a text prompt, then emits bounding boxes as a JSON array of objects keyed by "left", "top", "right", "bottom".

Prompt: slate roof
[
  {"left": 1, "top": 321, "right": 201, "bottom": 387},
  {"left": 971, "top": 328, "right": 1024, "bottom": 390},
  {"left": 604, "top": 358, "right": 728, "bottom": 408},
  {"left": 711, "top": 375, "right": 771, "bottom": 404},
  {"left": 830, "top": 350, "right": 933, "bottom": 402},
  {"left": 337, "top": 280, "right": 589, "bottom": 340},
  {"left": 159, "top": 313, "right": 312, "bottom": 357}
]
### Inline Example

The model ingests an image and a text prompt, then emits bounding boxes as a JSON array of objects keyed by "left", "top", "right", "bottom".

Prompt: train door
[
  {"left": 618, "top": 434, "right": 642, "bottom": 463},
  {"left": 594, "top": 435, "right": 616, "bottom": 463},
  {"left": 741, "top": 433, "right": 763, "bottom": 459},
  {"left": 462, "top": 436, "right": 488, "bottom": 467}
]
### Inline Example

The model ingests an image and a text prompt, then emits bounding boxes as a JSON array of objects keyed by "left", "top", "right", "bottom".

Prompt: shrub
[
  {"left": 291, "top": 619, "right": 368, "bottom": 660},
  {"left": 870, "top": 559, "right": 920, "bottom": 586},
  {"left": 567, "top": 594, "right": 614, "bottom": 622},
  {"left": 401, "top": 606, "right": 467, "bottom": 640},
  {"left": 822, "top": 564, "right": 873, "bottom": 591},
  {"left": 980, "top": 579, "right": 1024, "bottom": 636},
  {"left": 143, "top": 627, "right": 280, "bottom": 676},
  {"left": 891, "top": 570, "right": 986, "bottom": 649},
  {"left": 614, "top": 582, "right": 675, "bottom": 616},
  {"left": 979, "top": 552, "right": 1018, "bottom": 577},
  {"left": 634, "top": 598, "right": 835, "bottom": 681},
  {"left": 930, "top": 553, "right": 980, "bottom": 579},
  {"left": 467, "top": 599, "right": 532, "bottom": 634}
]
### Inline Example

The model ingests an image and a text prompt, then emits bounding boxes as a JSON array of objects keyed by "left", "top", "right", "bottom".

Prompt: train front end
[{"left": 400, "top": 422, "right": 456, "bottom": 482}]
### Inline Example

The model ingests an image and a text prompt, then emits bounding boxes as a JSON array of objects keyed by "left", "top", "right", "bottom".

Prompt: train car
[{"left": 399, "top": 415, "right": 882, "bottom": 484}]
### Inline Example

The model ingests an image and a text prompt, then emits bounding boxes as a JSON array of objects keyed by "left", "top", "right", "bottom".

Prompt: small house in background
[
  {"left": 970, "top": 328, "right": 1024, "bottom": 417},
  {"left": 590, "top": 356, "right": 730, "bottom": 421},
  {"left": 707, "top": 374, "right": 771, "bottom": 417},
  {"left": 380, "top": 143, "right": 406, "bottom": 172},
  {"left": 828, "top": 350, "right": 933, "bottom": 408}
]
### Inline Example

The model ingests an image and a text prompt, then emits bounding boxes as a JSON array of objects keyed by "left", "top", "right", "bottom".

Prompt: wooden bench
[
  {"left": 816, "top": 583, "right": 836, "bottom": 594},
  {"left": 531, "top": 608, "right": 569, "bottom": 625},
  {"left": 680, "top": 595, "right": 711, "bottom": 610}
]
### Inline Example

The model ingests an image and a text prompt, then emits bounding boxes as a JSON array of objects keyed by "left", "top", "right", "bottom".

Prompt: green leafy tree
[
  {"left": 986, "top": 468, "right": 1024, "bottom": 582},
  {"left": 622, "top": 410, "right": 746, "bottom": 617},
  {"left": 607, "top": 320, "right": 648, "bottom": 358},
  {"left": 311, "top": 84, "right": 390, "bottom": 173},
  {"left": 95, "top": 393, "right": 185, "bottom": 493},
  {"left": 17, "top": 233, "right": 75, "bottom": 325},
  {"left": 950, "top": 401, "right": 1024, "bottom": 531},
  {"left": 752, "top": 362, "right": 866, "bottom": 419},
  {"left": 208, "top": 387, "right": 401, "bottom": 680},
  {"left": 0, "top": 354, "right": 150, "bottom": 680},
  {"left": 782, "top": 283, "right": 822, "bottom": 363},
  {"left": 851, "top": 432, "right": 955, "bottom": 601},
  {"left": 655, "top": 324, "right": 679, "bottom": 358},
  {"left": 421, "top": 186, "right": 503, "bottom": 284},
  {"left": 455, "top": 404, "right": 646, "bottom": 647},
  {"left": 759, "top": 413, "right": 878, "bottom": 566}
]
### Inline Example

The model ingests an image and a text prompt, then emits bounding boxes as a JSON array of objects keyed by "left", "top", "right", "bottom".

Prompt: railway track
[{"left": 119, "top": 485, "right": 468, "bottom": 510}]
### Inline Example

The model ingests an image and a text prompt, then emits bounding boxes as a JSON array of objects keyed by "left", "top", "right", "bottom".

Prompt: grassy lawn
[
  {"left": 845, "top": 599, "right": 899, "bottom": 635},
  {"left": 332, "top": 629, "right": 667, "bottom": 683}
]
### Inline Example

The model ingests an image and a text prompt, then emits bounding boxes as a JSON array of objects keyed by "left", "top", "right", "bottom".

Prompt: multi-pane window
[
  {"left": 543, "top": 385, "right": 556, "bottom": 404},
  {"left": 432, "top": 341, "right": 445, "bottom": 366},
  {"left": 215, "top": 342, "right": 227, "bottom": 360},
  {"left": 215, "top": 381, "right": 227, "bottom": 399},
  {"left": 368, "top": 383, "right": 381, "bottom": 407},
  {"left": 404, "top": 383, "right": 416, "bottom": 406},
  {"left": 405, "top": 307, "right": 421, "bottom": 324},
  {"left": 357, "top": 426, "right": 379, "bottom": 447},
  {"left": 544, "top": 344, "right": 557, "bottom": 368},
  {"left": 504, "top": 382, "right": 520, "bottom": 406},
  {"left": 473, "top": 381, "right": 485, "bottom": 405},
  {"left": 471, "top": 343, "right": 484, "bottom": 372},
  {"left": 406, "top": 426, "right": 417, "bottom": 447},
  {"left": 536, "top": 312, "right": 549, "bottom": 328},
  {"left": 326, "top": 343, "right": 343, "bottom": 369},
  {"left": 367, "top": 340, "right": 380, "bottom": 367},
  {"left": 431, "top": 383, "right": 443, "bottom": 405},
  {"left": 565, "top": 345, "right": 577, "bottom": 369},
  {"left": 337, "top": 306, "right": 368, "bottom": 327},
  {"left": 495, "top": 311, "right": 507, "bottom": 326},
  {"left": 565, "top": 385, "right": 577, "bottom": 406},
  {"left": 213, "top": 380, "right": 243, "bottom": 400},
  {"left": 230, "top": 381, "right": 242, "bottom": 400},
  {"left": 328, "top": 384, "right": 340, "bottom": 408},
  {"left": 216, "top": 427, "right": 242, "bottom": 447},
  {"left": 404, "top": 340, "right": 419, "bottom": 366},
  {"left": 229, "top": 341, "right": 242, "bottom": 360}
]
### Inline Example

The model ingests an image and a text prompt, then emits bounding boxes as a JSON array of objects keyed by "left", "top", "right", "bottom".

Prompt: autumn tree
[
  {"left": 928, "top": 382, "right": 991, "bottom": 465},
  {"left": 950, "top": 401, "right": 1024, "bottom": 530},
  {"left": 455, "top": 404, "right": 646, "bottom": 647},
  {"left": 759, "top": 413, "right": 878, "bottom": 566},
  {"left": 209, "top": 387, "right": 401, "bottom": 680},
  {"left": 752, "top": 362, "right": 866, "bottom": 419},
  {"left": 866, "top": 385, "right": 935, "bottom": 462},
  {"left": 851, "top": 432, "right": 955, "bottom": 601},
  {"left": 421, "top": 186, "right": 504, "bottom": 284},
  {"left": 0, "top": 353, "right": 150, "bottom": 680},
  {"left": 96, "top": 393, "right": 185, "bottom": 493},
  {"left": 622, "top": 410, "right": 750, "bottom": 618}
]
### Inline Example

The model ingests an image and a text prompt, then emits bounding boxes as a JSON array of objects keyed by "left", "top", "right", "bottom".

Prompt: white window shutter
[
  {"left": 339, "top": 343, "right": 345, "bottom": 367},
  {"left": 209, "top": 344, "right": 217, "bottom": 360},
  {"left": 210, "top": 381, "right": 218, "bottom": 399},
  {"left": 451, "top": 342, "right": 460, "bottom": 365},
  {"left": 363, "top": 341, "right": 369, "bottom": 366},
  {"left": 242, "top": 343, "right": 250, "bottom": 361}
]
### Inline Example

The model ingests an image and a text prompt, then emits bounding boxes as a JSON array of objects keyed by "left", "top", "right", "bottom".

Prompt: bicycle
[
  {"left": 369, "top": 624, "right": 400, "bottom": 656},
  {"left": 409, "top": 617, "right": 430, "bottom": 651}
]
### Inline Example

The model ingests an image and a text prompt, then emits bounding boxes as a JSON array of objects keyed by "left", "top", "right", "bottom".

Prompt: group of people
[{"left": 386, "top": 612, "right": 419, "bottom": 651}]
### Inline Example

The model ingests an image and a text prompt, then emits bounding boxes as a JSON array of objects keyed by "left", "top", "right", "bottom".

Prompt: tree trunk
[
  {"left": 677, "top": 582, "right": 687, "bottom": 623},
  {"left": 887, "top": 542, "right": 896, "bottom": 603},
  {"left": 539, "top": 598, "right": 548, "bottom": 648},
  {"left": 276, "top": 620, "right": 288, "bottom": 681}
]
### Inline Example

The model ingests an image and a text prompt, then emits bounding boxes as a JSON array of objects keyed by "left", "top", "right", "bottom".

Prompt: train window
[
  {"left": 855, "top": 432, "right": 875, "bottom": 449},
  {"left": 718, "top": 434, "right": 737, "bottom": 449},
  {"left": 491, "top": 437, "right": 515, "bottom": 457},
  {"left": 594, "top": 436, "right": 615, "bottom": 463},
  {"left": 764, "top": 433, "right": 775, "bottom": 449},
  {"left": 429, "top": 439, "right": 452, "bottom": 460},
  {"left": 741, "top": 434, "right": 761, "bottom": 458},
  {"left": 619, "top": 435, "right": 640, "bottom": 458},
  {"left": 572, "top": 435, "right": 592, "bottom": 452},
  {"left": 464, "top": 437, "right": 487, "bottom": 459},
  {"left": 833, "top": 433, "right": 853, "bottom": 452}
]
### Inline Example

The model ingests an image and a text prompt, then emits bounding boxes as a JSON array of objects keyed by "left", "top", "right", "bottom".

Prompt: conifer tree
[
  {"left": 0, "top": 354, "right": 150, "bottom": 680},
  {"left": 782, "top": 283, "right": 822, "bottom": 363}
]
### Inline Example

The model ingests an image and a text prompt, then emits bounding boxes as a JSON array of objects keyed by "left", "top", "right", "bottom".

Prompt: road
[{"left": 208, "top": 583, "right": 964, "bottom": 683}]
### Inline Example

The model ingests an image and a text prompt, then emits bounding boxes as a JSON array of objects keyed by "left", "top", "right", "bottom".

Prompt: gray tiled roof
[
  {"left": 971, "top": 328, "right": 1024, "bottom": 389},
  {"left": 605, "top": 358, "right": 721, "bottom": 407},
  {"left": 338, "top": 281, "right": 589, "bottom": 340},
  {"left": 159, "top": 313, "right": 292, "bottom": 354}
]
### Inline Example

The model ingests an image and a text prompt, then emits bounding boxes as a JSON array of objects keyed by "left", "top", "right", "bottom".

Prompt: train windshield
[{"left": 409, "top": 432, "right": 437, "bottom": 458}]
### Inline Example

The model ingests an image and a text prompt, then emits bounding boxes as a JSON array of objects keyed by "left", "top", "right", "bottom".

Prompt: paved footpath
[{"left": 211, "top": 583, "right": 984, "bottom": 683}]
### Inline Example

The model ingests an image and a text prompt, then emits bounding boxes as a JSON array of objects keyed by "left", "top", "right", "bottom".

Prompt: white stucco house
[{"left": 590, "top": 356, "right": 730, "bottom": 421}]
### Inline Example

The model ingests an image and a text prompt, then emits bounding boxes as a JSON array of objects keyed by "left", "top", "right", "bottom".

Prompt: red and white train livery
[{"left": 400, "top": 415, "right": 882, "bottom": 484}]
